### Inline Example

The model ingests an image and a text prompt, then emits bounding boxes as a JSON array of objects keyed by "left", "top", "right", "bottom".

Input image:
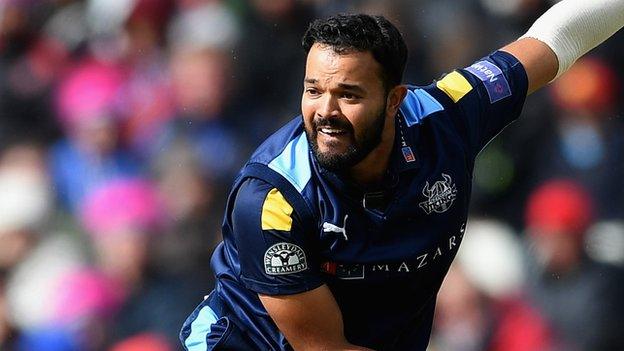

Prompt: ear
[{"left": 386, "top": 85, "right": 408, "bottom": 117}]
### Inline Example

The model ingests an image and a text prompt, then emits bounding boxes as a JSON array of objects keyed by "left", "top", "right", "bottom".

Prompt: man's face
[{"left": 302, "top": 43, "right": 388, "bottom": 171}]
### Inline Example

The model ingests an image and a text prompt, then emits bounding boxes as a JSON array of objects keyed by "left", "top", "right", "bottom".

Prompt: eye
[
  {"left": 305, "top": 88, "right": 320, "bottom": 96},
  {"left": 341, "top": 92, "right": 358, "bottom": 100}
]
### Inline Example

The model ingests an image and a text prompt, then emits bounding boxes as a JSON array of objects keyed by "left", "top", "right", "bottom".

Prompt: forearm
[
  {"left": 326, "top": 344, "right": 374, "bottom": 351},
  {"left": 295, "top": 341, "right": 374, "bottom": 351},
  {"left": 259, "top": 286, "right": 376, "bottom": 351},
  {"left": 520, "top": 0, "right": 624, "bottom": 80}
]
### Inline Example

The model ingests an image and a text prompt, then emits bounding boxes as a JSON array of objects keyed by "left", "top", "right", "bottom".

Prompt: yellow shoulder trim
[
  {"left": 436, "top": 71, "right": 473, "bottom": 103},
  {"left": 261, "top": 188, "right": 293, "bottom": 231}
]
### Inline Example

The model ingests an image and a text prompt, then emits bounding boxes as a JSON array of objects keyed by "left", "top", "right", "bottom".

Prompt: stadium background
[{"left": 0, "top": 0, "right": 623, "bottom": 350}]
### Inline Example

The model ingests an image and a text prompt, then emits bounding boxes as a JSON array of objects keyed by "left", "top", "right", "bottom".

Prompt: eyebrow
[
  {"left": 304, "top": 79, "right": 366, "bottom": 94},
  {"left": 337, "top": 83, "right": 366, "bottom": 94}
]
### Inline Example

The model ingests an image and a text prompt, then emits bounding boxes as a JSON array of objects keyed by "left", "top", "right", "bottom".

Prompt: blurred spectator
[
  {"left": 50, "top": 59, "right": 140, "bottom": 212},
  {"left": 0, "top": 151, "right": 85, "bottom": 349},
  {"left": 585, "top": 220, "right": 624, "bottom": 266},
  {"left": 149, "top": 48, "right": 244, "bottom": 183},
  {"left": 525, "top": 179, "right": 624, "bottom": 350},
  {"left": 456, "top": 220, "right": 525, "bottom": 298},
  {"left": 431, "top": 220, "right": 553, "bottom": 351},
  {"left": 168, "top": 0, "right": 240, "bottom": 52},
  {"left": 81, "top": 178, "right": 207, "bottom": 346},
  {"left": 81, "top": 178, "right": 167, "bottom": 288},
  {"left": 0, "top": 275, "right": 18, "bottom": 351},
  {"left": 528, "top": 58, "right": 624, "bottom": 220},
  {"left": 118, "top": 0, "right": 176, "bottom": 157},
  {"left": 0, "top": 1, "right": 65, "bottom": 144},
  {"left": 0, "top": 143, "right": 85, "bottom": 336},
  {"left": 0, "top": 162, "right": 51, "bottom": 271},
  {"left": 145, "top": 2, "right": 247, "bottom": 184},
  {"left": 17, "top": 267, "right": 125, "bottom": 351},
  {"left": 472, "top": 56, "right": 624, "bottom": 228},
  {"left": 17, "top": 328, "right": 79, "bottom": 351},
  {"left": 230, "top": 0, "right": 314, "bottom": 141},
  {"left": 53, "top": 268, "right": 124, "bottom": 326},
  {"left": 411, "top": 0, "right": 488, "bottom": 75},
  {"left": 0, "top": 1, "right": 622, "bottom": 349},
  {"left": 433, "top": 265, "right": 491, "bottom": 351},
  {"left": 0, "top": 141, "right": 85, "bottom": 350},
  {"left": 434, "top": 266, "right": 553, "bottom": 351},
  {"left": 478, "top": 0, "right": 552, "bottom": 37},
  {"left": 5, "top": 233, "right": 85, "bottom": 342},
  {"left": 42, "top": 1, "right": 88, "bottom": 54},
  {"left": 110, "top": 332, "right": 174, "bottom": 351},
  {"left": 151, "top": 142, "right": 221, "bottom": 279}
]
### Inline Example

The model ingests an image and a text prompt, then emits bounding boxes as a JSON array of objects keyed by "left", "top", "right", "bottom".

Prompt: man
[
  {"left": 525, "top": 180, "right": 624, "bottom": 350},
  {"left": 180, "top": 1, "right": 624, "bottom": 350}
]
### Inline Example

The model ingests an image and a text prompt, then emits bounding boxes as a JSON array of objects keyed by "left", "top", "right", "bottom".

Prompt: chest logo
[
  {"left": 419, "top": 173, "right": 457, "bottom": 214},
  {"left": 264, "top": 243, "right": 308, "bottom": 275},
  {"left": 322, "top": 215, "right": 349, "bottom": 241}
]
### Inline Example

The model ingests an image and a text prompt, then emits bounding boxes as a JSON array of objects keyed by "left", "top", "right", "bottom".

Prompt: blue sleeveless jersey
[{"left": 180, "top": 51, "right": 528, "bottom": 350}]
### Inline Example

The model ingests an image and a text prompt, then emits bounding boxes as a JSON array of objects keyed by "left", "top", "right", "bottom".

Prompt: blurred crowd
[{"left": 0, "top": 0, "right": 623, "bottom": 350}]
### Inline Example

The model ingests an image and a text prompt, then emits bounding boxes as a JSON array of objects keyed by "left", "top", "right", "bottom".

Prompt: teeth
[{"left": 321, "top": 128, "right": 343, "bottom": 134}]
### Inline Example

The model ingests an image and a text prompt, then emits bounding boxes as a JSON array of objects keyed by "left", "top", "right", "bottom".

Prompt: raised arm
[
  {"left": 259, "top": 285, "right": 374, "bottom": 351},
  {"left": 501, "top": 0, "right": 624, "bottom": 95}
]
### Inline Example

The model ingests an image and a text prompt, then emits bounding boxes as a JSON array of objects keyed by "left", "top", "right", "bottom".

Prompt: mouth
[
  {"left": 318, "top": 127, "right": 348, "bottom": 137},
  {"left": 311, "top": 117, "right": 353, "bottom": 148},
  {"left": 317, "top": 127, "right": 350, "bottom": 146}
]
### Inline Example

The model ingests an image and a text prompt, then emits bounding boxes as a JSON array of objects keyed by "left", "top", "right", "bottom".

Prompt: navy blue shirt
[{"left": 180, "top": 51, "right": 528, "bottom": 351}]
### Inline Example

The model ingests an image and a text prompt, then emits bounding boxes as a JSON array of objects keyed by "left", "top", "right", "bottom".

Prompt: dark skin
[
  {"left": 259, "top": 38, "right": 558, "bottom": 350},
  {"left": 300, "top": 43, "right": 407, "bottom": 188}
]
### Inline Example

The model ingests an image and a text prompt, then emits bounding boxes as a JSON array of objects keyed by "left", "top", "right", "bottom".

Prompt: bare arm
[
  {"left": 500, "top": 38, "right": 558, "bottom": 95},
  {"left": 259, "top": 284, "right": 374, "bottom": 351}
]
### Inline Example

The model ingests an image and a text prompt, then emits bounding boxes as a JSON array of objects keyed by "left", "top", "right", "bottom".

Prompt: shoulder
[
  {"left": 234, "top": 177, "right": 294, "bottom": 213},
  {"left": 248, "top": 117, "right": 306, "bottom": 165},
  {"left": 399, "top": 84, "right": 448, "bottom": 127},
  {"left": 232, "top": 177, "right": 297, "bottom": 232},
  {"left": 246, "top": 117, "right": 313, "bottom": 195},
  {"left": 227, "top": 116, "right": 317, "bottom": 233},
  {"left": 400, "top": 51, "right": 528, "bottom": 120},
  {"left": 235, "top": 178, "right": 275, "bottom": 208},
  {"left": 398, "top": 51, "right": 529, "bottom": 159}
]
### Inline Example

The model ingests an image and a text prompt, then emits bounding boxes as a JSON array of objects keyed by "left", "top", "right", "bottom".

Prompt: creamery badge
[{"left": 264, "top": 243, "right": 308, "bottom": 275}]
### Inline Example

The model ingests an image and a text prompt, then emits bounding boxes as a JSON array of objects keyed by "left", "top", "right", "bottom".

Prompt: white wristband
[{"left": 520, "top": 0, "right": 624, "bottom": 80}]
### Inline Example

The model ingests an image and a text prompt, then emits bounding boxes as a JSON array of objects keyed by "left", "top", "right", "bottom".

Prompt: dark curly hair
[{"left": 302, "top": 14, "right": 408, "bottom": 91}]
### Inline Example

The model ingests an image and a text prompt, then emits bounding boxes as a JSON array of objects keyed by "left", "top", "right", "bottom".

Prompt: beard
[{"left": 305, "top": 104, "right": 387, "bottom": 171}]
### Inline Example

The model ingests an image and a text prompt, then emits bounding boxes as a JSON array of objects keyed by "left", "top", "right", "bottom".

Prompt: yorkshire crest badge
[{"left": 419, "top": 173, "right": 457, "bottom": 214}]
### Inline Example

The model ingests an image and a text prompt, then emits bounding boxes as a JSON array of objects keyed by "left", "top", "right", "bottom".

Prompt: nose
[{"left": 316, "top": 93, "right": 340, "bottom": 119}]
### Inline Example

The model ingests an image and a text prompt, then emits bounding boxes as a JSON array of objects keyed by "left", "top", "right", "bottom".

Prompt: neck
[{"left": 348, "top": 117, "right": 395, "bottom": 188}]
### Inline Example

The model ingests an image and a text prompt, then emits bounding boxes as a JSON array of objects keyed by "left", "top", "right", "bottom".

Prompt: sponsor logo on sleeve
[
  {"left": 264, "top": 243, "right": 308, "bottom": 275},
  {"left": 465, "top": 60, "right": 511, "bottom": 103}
]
